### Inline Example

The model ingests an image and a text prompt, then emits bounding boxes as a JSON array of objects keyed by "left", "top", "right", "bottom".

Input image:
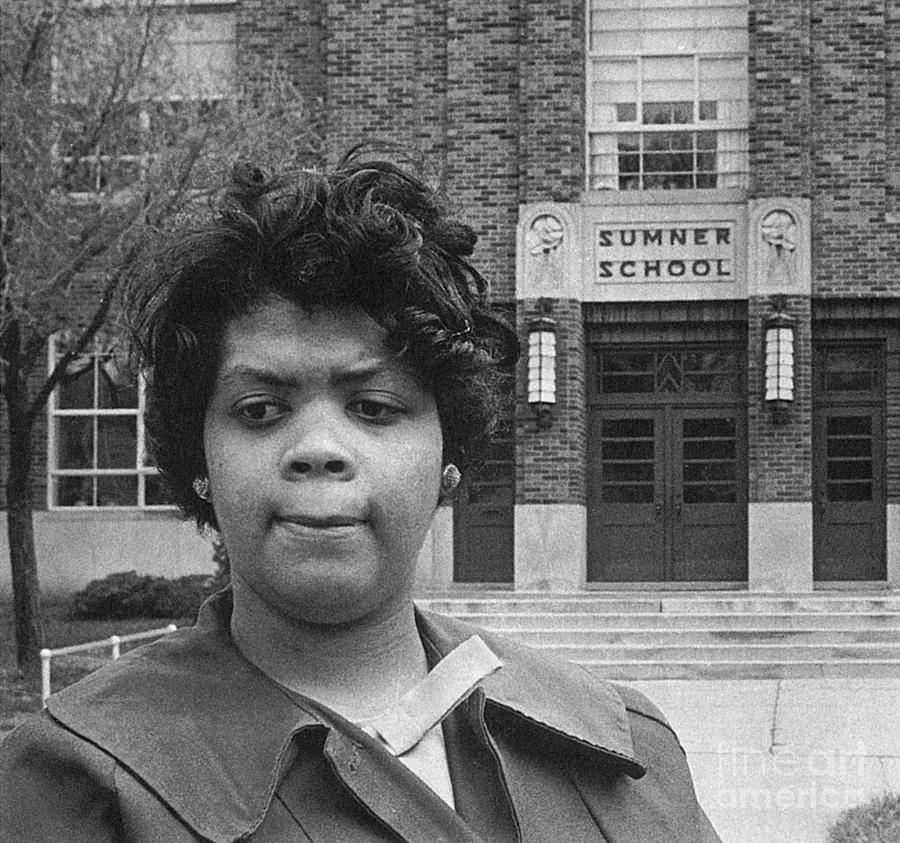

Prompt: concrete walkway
[{"left": 628, "top": 678, "right": 900, "bottom": 843}]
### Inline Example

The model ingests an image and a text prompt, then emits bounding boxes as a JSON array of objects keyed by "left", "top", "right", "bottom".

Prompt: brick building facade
[{"left": 2, "top": 0, "right": 898, "bottom": 594}]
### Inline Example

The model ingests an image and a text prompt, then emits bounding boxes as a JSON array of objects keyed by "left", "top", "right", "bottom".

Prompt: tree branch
[
  {"left": 26, "top": 237, "right": 140, "bottom": 426},
  {"left": 19, "top": 1, "right": 72, "bottom": 86}
]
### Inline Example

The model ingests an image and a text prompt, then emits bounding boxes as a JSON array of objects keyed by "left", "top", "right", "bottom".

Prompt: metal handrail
[{"left": 40, "top": 624, "right": 178, "bottom": 705}]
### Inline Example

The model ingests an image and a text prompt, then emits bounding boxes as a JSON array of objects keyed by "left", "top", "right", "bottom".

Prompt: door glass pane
[
  {"left": 682, "top": 417, "right": 737, "bottom": 503},
  {"left": 821, "top": 347, "right": 878, "bottom": 393},
  {"left": 826, "top": 436, "right": 870, "bottom": 458},
  {"left": 827, "top": 482, "right": 871, "bottom": 502},
  {"left": 827, "top": 416, "right": 871, "bottom": 436},
  {"left": 601, "top": 418, "right": 655, "bottom": 503},
  {"left": 825, "top": 415, "right": 872, "bottom": 502}
]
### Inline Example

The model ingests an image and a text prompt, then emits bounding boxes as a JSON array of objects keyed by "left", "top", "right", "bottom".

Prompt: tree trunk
[
  {"left": 2, "top": 320, "right": 44, "bottom": 676},
  {"left": 7, "top": 468, "right": 44, "bottom": 677}
]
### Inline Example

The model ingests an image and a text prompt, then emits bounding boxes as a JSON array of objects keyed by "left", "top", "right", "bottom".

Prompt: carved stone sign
[
  {"left": 594, "top": 222, "right": 736, "bottom": 283},
  {"left": 517, "top": 201, "right": 748, "bottom": 301}
]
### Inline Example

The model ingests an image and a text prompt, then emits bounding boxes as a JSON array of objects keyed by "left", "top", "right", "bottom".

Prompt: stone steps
[
  {"left": 415, "top": 590, "right": 900, "bottom": 679},
  {"left": 580, "top": 661, "right": 900, "bottom": 680},
  {"left": 420, "top": 594, "right": 900, "bottom": 615},
  {"left": 502, "top": 628, "right": 900, "bottom": 645},
  {"left": 435, "top": 612, "right": 900, "bottom": 631}
]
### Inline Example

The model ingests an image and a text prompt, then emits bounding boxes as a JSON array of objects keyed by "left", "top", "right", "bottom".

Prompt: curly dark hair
[{"left": 127, "top": 148, "right": 519, "bottom": 529}]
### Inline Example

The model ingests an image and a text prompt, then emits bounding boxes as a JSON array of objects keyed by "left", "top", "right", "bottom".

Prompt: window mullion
[
  {"left": 693, "top": 54, "right": 700, "bottom": 122},
  {"left": 47, "top": 338, "right": 58, "bottom": 508},
  {"left": 637, "top": 55, "right": 644, "bottom": 125},
  {"left": 137, "top": 373, "right": 146, "bottom": 506}
]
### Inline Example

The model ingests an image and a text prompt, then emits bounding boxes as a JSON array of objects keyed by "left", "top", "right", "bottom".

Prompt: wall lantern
[
  {"left": 764, "top": 301, "right": 795, "bottom": 423},
  {"left": 527, "top": 302, "right": 557, "bottom": 429}
]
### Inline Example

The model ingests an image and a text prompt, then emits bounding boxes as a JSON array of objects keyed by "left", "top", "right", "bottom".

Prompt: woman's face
[{"left": 203, "top": 297, "right": 444, "bottom": 626}]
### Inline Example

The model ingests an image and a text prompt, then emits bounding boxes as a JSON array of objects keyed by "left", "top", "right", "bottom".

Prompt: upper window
[
  {"left": 54, "top": 7, "right": 236, "bottom": 195},
  {"left": 587, "top": 0, "right": 749, "bottom": 191},
  {"left": 47, "top": 335, "right": 172, "bottom": 509}
]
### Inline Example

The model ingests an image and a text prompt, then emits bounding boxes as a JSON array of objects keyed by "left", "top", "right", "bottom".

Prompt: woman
[{"left": 0, "top": 152, "right": 721, "bottom": 841}]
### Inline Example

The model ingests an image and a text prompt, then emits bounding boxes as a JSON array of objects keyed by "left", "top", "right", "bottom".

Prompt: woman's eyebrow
[
  {"left": 332, "top": 358, "right": 396, "bottom": 384},
  {"left": 218, "top": 359, "right": 398, "bottom": 388}
]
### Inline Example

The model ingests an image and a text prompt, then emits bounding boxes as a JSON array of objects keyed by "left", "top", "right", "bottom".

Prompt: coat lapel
[{"left": 415, "top": 609, "right": 645, "bottom": 779}]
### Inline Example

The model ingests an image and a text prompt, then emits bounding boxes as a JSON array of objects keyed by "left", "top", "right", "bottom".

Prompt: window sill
[
  {"left": 580, "top": 187, "right": 748, "bottom": 206},
  {"left": 42, "top": 507, "right": 180, "bottom": 520}
]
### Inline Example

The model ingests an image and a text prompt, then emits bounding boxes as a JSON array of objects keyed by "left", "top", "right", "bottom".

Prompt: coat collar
[{"left": 48, "top": 590, "right": 644, "bottom": 842}]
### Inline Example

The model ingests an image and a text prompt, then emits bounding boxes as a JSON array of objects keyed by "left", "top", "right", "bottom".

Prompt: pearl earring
[
  {"left": 192, "top": 476, "right": 211, "bottom": 502},
  {"left": 441, "top": 464, "right": 461, "bottom": 494}
]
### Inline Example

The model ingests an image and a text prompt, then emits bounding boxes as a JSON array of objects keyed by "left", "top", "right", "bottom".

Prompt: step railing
[{"left": 40, "top": 625, "right": 178, "bottom": 706}]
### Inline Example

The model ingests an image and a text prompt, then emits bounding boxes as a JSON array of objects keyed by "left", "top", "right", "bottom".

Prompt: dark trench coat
[{"left": 0, "top": 591, "right": 721, "bottom": 842}]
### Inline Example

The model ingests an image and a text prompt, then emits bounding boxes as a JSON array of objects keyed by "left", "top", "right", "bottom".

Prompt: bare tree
[{"left": 0, "top": 0, "right": 321, "bottom": 673}]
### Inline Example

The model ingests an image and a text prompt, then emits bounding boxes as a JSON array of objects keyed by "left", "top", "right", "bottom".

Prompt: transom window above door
[
  {"left": 816, "top": 346, "right": 882, "bottom": 394},
  {"left": 587, "top": 0, "right": 749, "bottom": 192},
  {"left": 594, "top": 347, "right": 744, "bottom": 396}
]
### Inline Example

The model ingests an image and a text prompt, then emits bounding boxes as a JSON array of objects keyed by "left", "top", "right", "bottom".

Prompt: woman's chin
[{"left": 241, "top": 571, "right": 409, "bottom": 629}]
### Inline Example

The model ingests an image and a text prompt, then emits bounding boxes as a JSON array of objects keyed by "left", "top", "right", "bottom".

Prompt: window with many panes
[
  {"left": 55, "top": 6, "right": 236, "bottom": 195},
  {"left": 587, "top": 0, "right": 749, "bottom": 191},
  {"left": 47, "top": 335, "right": 171, "bottom": 509}
]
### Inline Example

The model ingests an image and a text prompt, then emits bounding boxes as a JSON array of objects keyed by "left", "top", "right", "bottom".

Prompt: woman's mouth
[{"left": 275, "top": 514, "right": 367, "bottom": 536}]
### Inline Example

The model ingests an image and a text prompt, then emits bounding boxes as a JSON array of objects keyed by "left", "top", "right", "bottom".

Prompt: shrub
[
  {"left": 829, "top": 793, "right": 900, "bottom": 843},
  {"left": 68, "top": 571, "right": 218, "bottom": 621}
]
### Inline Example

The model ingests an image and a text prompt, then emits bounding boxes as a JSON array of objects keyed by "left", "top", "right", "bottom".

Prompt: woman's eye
[
  {"left": 349, "top": 398, "right": 404, "bottom": 423},
  {"left": 232, "top": 398, "right": 289, "bottom": 425}
]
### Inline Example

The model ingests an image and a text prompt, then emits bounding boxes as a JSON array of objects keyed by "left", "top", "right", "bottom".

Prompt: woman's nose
[{"left": 278, "top": 408, "right": 357, "bottom": 482}]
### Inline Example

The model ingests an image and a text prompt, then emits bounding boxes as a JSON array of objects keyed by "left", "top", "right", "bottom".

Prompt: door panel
[
  {"left": 453, "top": 429, "right": 514, "bottom": 583},
  {"left": 674, "top": 411, "right": 747, "bottom": 581},
  {"left": 587, "top": 412, "right": 666, "bottom": 581},
  {"left": 813, "top": 408, "right": 885, "bottom": 580}
]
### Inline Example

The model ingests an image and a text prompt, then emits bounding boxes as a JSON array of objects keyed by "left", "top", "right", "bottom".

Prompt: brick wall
[
  {"left": 445, "top": 0, "right": 520, "bottom": 300},
  {"left": 887, "top": 0, "right": 900, "bottom": 220},
  {"left": 0, "top": 356, "right": 52, "bottom": 512},
  {"left": 747, "top": 295, "right": 813, "bottom": 502},
  {"left": 520, "top": 0, "right": 584, "bottom": 203},
  {"left": 809, "top": 0, "right": 893, "bottom": 294},
  {"left": 237, "top": 0, "right": 326, "bottom": 115},
  {"left": 325, "top": 0, "right": 421, "bottom": 159},
  {"left": 749, "top": 0, "right": 813, "bottom": 196},
  {"left": 515, "top": 299, "right": 586, "bottom": 505}
]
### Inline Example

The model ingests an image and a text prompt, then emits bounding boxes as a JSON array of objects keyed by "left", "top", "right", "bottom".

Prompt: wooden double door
[
  {"left": 588, "top": 404, "right": 748, "bottom": 582},
  {"left": 586, "top": 343, "right": 748, "bottom": 583}
]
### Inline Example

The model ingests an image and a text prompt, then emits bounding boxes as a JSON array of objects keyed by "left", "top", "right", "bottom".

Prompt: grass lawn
[{"left": 0, "top": 599, "right": 188, "bottom": 736}]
